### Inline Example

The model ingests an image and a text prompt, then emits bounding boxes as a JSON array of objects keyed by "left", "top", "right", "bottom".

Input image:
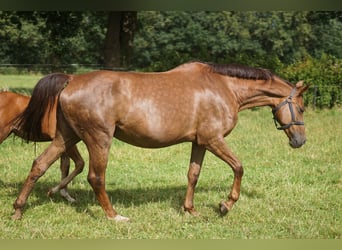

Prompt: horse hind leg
[
  {"left": 84, "top": 133, "right": 129, "bottom": 222},
  {"left": 206, "top": 137, "right": 244, "bottom": 215},
  {"left": 12, "top": 141, "right": 67, "bottom": 220},
  {"left": 184, "top": 142, "right": 206, "bottom": 216},
  {"left": 13, "top": 110, "right": 80, "bottom": 220},
  {"left": 48, "top": 146, "right": 85, "bottom": 202}
]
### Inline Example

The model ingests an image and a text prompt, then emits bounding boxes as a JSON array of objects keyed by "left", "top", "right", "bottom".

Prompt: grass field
[{"left": 0, "top": 74, "right": 341, "bottom": 239}]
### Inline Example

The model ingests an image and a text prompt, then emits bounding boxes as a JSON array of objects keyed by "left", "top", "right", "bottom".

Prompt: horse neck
[{"left": 230, "top": 77, "right": 293, "bottom": 111}]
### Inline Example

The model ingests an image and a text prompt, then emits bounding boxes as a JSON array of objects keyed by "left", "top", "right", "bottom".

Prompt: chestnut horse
[
  {"left": 12, "top": 62, "right": 309, "bottom": 221},
  {"left": 0, "top": 91, "right": 84, "bottom": 202}
]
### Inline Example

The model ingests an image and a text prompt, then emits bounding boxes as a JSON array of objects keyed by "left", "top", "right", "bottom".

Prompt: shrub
[{"left": 279, "top": 54, "right": 342, "bottom": 108}]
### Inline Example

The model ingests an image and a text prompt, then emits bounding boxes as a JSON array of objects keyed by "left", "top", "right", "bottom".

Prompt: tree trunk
[
  {"left": 103, "top": 11, "right": 137, "bottom": 69},
  {"left": 103, "top": 12, "right": 122, "bottom": 69},
  {"left": 120, "top": 11, "right": 137, "bottom": 68}
]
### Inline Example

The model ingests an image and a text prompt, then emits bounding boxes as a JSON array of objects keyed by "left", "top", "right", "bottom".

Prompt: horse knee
[
  {"left": 30, "top": 159, "right": 49, "bottom": 181},
  {"left": 188, "top": 163, "right": 201, "bottom": 184},
  {"left": 234, "top": 164, "right": 244, "bottom": 178}
]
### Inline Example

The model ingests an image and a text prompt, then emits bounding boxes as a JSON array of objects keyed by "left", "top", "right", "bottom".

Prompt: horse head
[{"left": 272, "top": 81, "right": 310, "bottom": 148}]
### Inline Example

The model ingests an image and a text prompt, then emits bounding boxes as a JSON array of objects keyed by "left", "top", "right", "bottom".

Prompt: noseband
[{"left": 272, "top": 87, "right": 304, "bottom": 130}]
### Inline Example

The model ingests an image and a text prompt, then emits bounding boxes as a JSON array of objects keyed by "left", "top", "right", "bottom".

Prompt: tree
[
  {"left": 103, "top": 11, "right": 137, "bottom": 69},
  {"left": 103, "top": 12, "right": 121, "bottom": 68},
  {"left": 0, "top": 11, "right": 105, "bottom": 69},
  {"left": 0, "top": 11, "right": 138, "bottom": 70},
  {"left": 307, "top": 11, "right": 342, "bottom": 58},
  {"left": 0, "top": 12, "right": 47, "bottom": 65},
  {"left": 40, "top": 12, "right": 84, "bottom": 65},
  {"left": 132, "top": 11, "right": 341, "bottom": 72},
  {"left": 0, "top": 11, "right": 340, "bottom": 74}
]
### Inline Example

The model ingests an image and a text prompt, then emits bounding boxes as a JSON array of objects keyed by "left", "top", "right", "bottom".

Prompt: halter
[{"left": 272, "top": 87, "right": 304, "bottom": 130}]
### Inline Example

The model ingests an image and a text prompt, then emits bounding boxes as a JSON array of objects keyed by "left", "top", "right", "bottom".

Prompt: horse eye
[{"left": 297, "top": 107, "right": 305, "bottom": 113}]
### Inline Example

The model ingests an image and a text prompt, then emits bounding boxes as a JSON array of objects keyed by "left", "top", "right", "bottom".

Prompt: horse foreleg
[
  {"left": 48, "top": 146, "right": 85, "bottom": 202},
  {"left": 12, "top": 142, "right": 65, "bottom": 220},
  {"left": 206, "top": 137, "right": 244, "bottom": 216},
  {"left": 184, "top": 142, "right": 206, "bottom": 216}
]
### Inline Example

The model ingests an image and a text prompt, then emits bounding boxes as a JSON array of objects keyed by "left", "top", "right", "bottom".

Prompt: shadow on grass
[{"left": 1, "top": 178, "right": 264, "bottom": 218}]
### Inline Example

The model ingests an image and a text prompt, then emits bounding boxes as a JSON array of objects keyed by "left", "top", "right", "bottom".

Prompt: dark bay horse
[
  {"left": 12, "top": 62, "right": 309, "bottom": 221},
  {"left": 0, "top": 91, "right": 84, "bottom": 202}
]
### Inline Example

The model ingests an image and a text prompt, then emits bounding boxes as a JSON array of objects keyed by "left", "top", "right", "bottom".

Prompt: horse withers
[{"left": 12, "top": 62, "right": 309, "bottom": 221}]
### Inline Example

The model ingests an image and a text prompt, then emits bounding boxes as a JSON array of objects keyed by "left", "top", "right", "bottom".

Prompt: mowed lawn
[{"left": 0, "top": 74, "right": 341, "bottom": 239}]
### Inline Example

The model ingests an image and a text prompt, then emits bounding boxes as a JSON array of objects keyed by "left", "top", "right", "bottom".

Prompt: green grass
[
  {"left": 0, "top": 74, "right": 341, "bottom": 239},
  {"left": 0, "top": 74, "right": 43, "bottom": 96}
]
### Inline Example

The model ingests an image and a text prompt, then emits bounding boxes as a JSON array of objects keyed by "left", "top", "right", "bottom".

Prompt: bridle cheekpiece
[{"left": 272, "top": 87, "right": 304, "bottom": 130}]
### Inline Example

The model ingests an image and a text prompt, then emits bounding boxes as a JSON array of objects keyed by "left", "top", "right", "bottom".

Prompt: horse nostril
[
  {"left": 299, "top": 136, "right": 306, "bottom": 146},
  {"left": 290, "top": 136, "right": 306, "bottom": 148}
]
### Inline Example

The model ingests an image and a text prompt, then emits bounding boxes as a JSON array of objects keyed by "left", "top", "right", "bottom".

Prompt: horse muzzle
[{"left": 289, "top": 134, "right": 306, "bottom": 148}]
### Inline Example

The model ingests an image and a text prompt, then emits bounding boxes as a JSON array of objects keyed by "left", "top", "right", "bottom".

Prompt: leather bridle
[{"left": 272, "top": 87, "right": 305, "bottom": 130}]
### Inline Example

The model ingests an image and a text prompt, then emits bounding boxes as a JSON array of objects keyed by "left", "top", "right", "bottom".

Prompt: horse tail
[{"left": 16, "top": 73, "right": 70, "bottom": 142}]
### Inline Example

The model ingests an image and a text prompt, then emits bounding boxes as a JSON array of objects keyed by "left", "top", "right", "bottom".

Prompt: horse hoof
[
  {"left": 60, "top": 189, "right": 76, "bottom": 203},
  {"left": 47, "top": 185, "right": 59, "bottom": 196},
  {"left": 184, "top": 208, "right": 200, "bottom": 217},
  {"left": 219, "top": 202, "right": 229, "bottom": 216},
  {"left": 47, "top": 189, "right": 54, "bottom": 197},
  {"left": 109, "top": 214, "right": 130, "bottom": 222},
  {"left": 12, "top": 209, "right": 23, "bottom": 220},
  {"left": 190, "top": 210, "right": 201, "bottom": 217}
]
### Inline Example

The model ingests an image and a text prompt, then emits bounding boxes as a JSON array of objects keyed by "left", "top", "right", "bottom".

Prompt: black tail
[{"left": 16, "top": 73, "right": 70, "bottom": 142}]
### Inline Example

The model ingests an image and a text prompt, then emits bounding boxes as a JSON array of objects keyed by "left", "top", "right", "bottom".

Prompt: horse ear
[
  {"left": 296, "top": 82, "right": 310, "bottom": 96},
  {"left": 296, "top": 81, "right": 304, "bottom": 88}
]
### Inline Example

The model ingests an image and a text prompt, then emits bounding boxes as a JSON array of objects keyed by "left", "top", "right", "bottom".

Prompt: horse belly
[
  {"left": 112, "top": 93, "right": 196, "bottom": 148},
  {"left": 114, "top": 114, "right": 195, "bottom": 148}
]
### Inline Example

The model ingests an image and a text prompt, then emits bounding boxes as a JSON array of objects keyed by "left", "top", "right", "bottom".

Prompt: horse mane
[
  {"left": 16, "top": 73, "right": 70, "bottom": 142},
  {"left": 203, "top": 62, "right": 275, "bottom": 81}
]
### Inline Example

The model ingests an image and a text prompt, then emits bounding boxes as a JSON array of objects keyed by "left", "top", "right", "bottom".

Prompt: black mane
[{"left": 206, "top": 62, "right": 274, "bottom": 81}]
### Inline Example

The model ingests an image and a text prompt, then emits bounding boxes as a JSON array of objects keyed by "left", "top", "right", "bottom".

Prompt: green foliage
[
  {"left": 133, "top": 11, "right": 280, "bottom": 71},
  {"left": 0, "top": 12, "right": 46, "bottom": 64},
  {"left": 279, "top": 54, "right": 342, "bottom": 108},
  {"left": 132, "top": 11, "right": 342, "bottom": 72},
  {"left": 0, "top": 12, "right": 106, "bottom": 70}
]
